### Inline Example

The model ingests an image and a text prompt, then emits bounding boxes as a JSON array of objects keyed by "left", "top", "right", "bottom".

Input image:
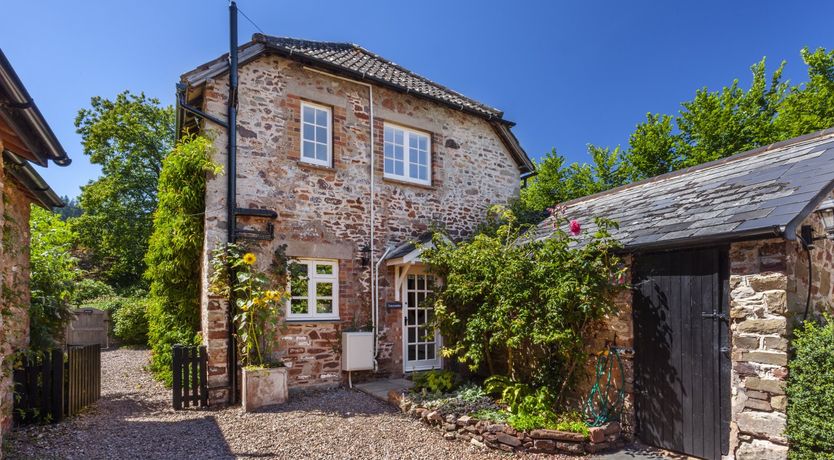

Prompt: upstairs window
[
  {"left": 301, "top": 102, "right": 332, "bottom": 166},
  {"left": 287, "top": 259, "right": 339, "bottom": 321},
  {"left": 384, "top": 123, "right": 430, "bottom": 185}
]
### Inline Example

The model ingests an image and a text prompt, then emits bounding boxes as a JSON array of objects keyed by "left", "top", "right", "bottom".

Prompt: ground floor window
[{"left": 287, "top": 259, "right": 339, "bottom": 320}]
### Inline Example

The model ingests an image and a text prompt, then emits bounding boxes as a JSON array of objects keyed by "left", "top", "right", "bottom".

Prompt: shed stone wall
[
  {"left": 729, "top": 239, "right": 790, "bottom": 459},
  {"left": 198, "top": 54, "right": 522, "bottom": 400}
]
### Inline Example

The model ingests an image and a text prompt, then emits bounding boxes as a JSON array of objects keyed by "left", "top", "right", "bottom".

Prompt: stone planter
[{"left": 242, "top": 366, "right": 288, "bottom": 412}]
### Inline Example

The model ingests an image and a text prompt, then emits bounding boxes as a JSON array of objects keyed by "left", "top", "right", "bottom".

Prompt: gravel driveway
[{"left": 6, "top": 348, "right": 553, "bottom": 459}]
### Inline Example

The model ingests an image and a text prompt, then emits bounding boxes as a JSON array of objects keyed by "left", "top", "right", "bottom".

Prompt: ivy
[{"left": 144, "top": 134, "right": 220, "bottom": 384}]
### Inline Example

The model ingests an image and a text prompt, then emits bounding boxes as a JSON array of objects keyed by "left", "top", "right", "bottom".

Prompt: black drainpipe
[{"left": 227, "top": 0, "right": 239, "bottom": 405}]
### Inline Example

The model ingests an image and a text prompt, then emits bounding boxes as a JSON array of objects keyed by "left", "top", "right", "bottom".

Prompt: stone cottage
[
  {"left": 529, "top": 128, "right": 834, "bottom": 459},
  {"left": 176, "top": 34, "right": 534, "bottom": 403},
  {"left": 0, "top": 49, "right": 70, "bottom": 445}
]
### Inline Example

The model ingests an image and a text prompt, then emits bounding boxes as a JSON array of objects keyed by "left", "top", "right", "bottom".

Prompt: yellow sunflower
[{"left": 242, "top": 252, "right": 257, "bottom": 265}]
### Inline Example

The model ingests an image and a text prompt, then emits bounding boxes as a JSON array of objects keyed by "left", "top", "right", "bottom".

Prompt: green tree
[
  {"left": 29, "top": 206, "right": 79, "bottom": 351},
  {"left": 54, "top": 195, "right": 82, "bottom": 220},
  {"left": 776, "top": 48, "right": 834, "bottom": 138},
  {"left": 519, "top": 145, "right": 629, "bottom": 220},
  {"left": 674, "top": 58, "right": 786, "bottom": 167},
  {"left": 520, "top": 49, "right": 834, "bottom": 216},
  {"left": 625, "top": 113, "right": 678, "bottom": 180},
  {"left": 145, "top": 134, "right": 220, "bottom": 383},
  {"left": 72, "top": 91, "right": 175, "bottom": 289}
]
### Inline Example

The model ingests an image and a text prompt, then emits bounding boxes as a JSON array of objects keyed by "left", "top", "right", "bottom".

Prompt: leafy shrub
[
  {"left": 508, "top": 410, "right": 589, "bottom": 435},
  {"left": 455, "top": 383, "right": 487, "bottom": 402},
  {"left": 472, "top": 408, "right": 509, "bottom": 423},
  {"left": 144, "top": 134, "right": 219, "bottom": 384},
  {"left": 412, "top": 369, "right": 457, "bottom": 394},
  {"left": 71, "top": 278, "right": 116, "bottom": 305},
  {"left": 422, "top": 205, "right": 625, "bottom": 403},
  {"left": 787, "top": 317, "right": 834, "bottom": 459},
  {"left": 29, "top": 206, "right": 79, "bottom": 351},
  {"left": 112, "top": 298, "right": 149, "bottom": 345}
]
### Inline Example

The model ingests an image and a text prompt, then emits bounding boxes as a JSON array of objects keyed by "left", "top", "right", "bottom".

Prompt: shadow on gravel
[
  {"left": 95, "top": 391, "right": 171, "bottom": 413},
  {"left": 96, "top": 416, "right": 234, "bottom": 460}
]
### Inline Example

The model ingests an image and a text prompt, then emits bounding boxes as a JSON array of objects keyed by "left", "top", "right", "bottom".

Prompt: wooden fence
[
  {"left": 12, "top": 344, "right": 102, "bottom": 425},
  {"left": 66, "top": 344, "right": 101, "bottom": 417},
  {"left": 172, "top": 344, "right": 208, "bottom": 410},
  {"left": 12, "top": 349, "right": 64, "bottom": 424}
]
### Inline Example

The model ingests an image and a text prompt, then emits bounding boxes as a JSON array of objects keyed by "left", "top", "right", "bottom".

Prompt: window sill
[
  {"left": 382, "top": 177, "right": 435, "bottom": 190},
  {"left": 284, "top": 318, "right": 341, "bottom": 324},
  {"left": 297, "top": 160, "right": 336, "bottom": 173}
]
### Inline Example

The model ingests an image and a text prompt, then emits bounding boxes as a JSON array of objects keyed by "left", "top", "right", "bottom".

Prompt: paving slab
[{"left": 353, "top": 378, "right": 413, "bottom": 401}]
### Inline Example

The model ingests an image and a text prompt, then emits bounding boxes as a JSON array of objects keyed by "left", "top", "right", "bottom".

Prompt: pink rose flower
[{"left": 569, "top": 219, "right": 581, "bottom": 236}]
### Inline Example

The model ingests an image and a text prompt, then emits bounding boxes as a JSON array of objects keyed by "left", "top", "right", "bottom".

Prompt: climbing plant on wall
[{"left": 144, "top": 134, "right": 220, "bottom": 384}]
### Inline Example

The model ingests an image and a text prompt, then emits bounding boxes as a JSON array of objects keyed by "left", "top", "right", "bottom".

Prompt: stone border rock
[{"left": 388, "top": 390, "right": 623, "bottom": 455}]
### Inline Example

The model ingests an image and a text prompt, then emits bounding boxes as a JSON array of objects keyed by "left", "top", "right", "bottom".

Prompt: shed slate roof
[
  {"left": 528, "top": 128, "right": 834, "bottom": 251},
  {"left": 180, "top": 35, "right": 534, "bottom": 173}
]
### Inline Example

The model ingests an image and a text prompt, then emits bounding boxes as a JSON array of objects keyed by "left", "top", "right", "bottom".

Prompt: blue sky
[{"left": 2, "top": 1, "right": 833, "bottom": 198}]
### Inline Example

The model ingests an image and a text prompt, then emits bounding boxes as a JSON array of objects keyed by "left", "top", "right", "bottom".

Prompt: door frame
[{"left": 400, "top": 265, "right": 442, "bottom": 372}]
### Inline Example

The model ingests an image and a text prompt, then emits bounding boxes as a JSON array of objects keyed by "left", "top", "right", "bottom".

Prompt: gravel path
[{"left": 6, "top": 348, "right": 567, "bottom": 459}]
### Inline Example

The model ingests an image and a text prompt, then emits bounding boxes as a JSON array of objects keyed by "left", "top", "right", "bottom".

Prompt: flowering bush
[
  {"left": 209, "top": 243, "right": 289, "bottom": 367},
  {"left": 422, "top": 205, "right": 624, "bottom": 405}
]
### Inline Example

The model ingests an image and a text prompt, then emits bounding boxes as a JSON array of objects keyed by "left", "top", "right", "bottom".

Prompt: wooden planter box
[{"left": 242, "top": 366, "right": 288, "bottom": 412}]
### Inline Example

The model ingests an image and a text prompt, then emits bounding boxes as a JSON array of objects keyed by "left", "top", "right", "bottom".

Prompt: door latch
[{"left": 701, "top": 311, "right": 728, "bottom": 321}]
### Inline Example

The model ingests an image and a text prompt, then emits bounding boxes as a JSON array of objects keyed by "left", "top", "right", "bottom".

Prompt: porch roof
[
  {"left": 527, "top": 128, "right": 834, "bottom": 251},
  {"left": 383, "top": 232, "right": 435, "bottom": 266}
]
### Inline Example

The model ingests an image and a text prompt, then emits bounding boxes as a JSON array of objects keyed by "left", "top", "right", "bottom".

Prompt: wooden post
[
  {"left": 199, "top": 346, "right": 209, "bottom": 407},
  {"left": 172, "top": 345, "right": 183, "bottom": 410}
]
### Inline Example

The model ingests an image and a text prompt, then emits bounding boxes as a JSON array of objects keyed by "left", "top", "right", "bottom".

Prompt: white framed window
[
  {"left": 287, "top": 259, "right": 339, "bottom": 320},
  {"left": 300, "top": 102, "right": 332, "bottom": 166},
  {"left": 384, "top": 123, "right": 431, "bottom": 185}
]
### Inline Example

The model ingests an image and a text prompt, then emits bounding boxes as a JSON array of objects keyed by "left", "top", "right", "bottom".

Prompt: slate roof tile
[{"left": 529, "top": 129, "right": 834, "bottom": 250}]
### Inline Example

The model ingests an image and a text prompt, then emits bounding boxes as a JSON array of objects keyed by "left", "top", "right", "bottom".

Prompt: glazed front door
[{"left": 402, "top": 273, "right": 441, "bottom": 371}]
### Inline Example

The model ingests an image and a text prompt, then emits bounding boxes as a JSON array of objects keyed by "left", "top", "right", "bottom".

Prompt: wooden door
[{"left": 633, "top": 247, "right": 730, "bottom": 460}]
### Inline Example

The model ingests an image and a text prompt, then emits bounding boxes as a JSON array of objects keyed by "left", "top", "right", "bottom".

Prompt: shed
[{"left": 531, "top": 128, "right": 834, "bottom": 460}]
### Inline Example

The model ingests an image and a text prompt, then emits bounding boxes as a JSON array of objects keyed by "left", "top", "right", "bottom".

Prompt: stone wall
[
  {"left": 729, "top": 239, "right": 790, "bottom": 459},
  {"left": 198, "top": 54, "right": 522, "bottom": 394},
  {"left": 581, "top": 255, "right": 634, "bottom": 437},
  {"left": 786, "top": 208, "right": 834, "bottom": 319},
  {"left": 0, "top": 144, "right": 35, "bottom": 448}
]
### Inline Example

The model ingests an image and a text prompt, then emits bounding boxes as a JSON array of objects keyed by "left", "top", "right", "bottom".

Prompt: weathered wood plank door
[{"left": 633, "top": 246, "right": 730, "bottom": 460}]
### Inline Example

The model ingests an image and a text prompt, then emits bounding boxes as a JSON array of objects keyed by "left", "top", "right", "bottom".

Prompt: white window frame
[
  {"left": 286, "top": 259, "right": 339, "bottom": 321},
  {"left": 300, "top": 101, "right": 332, "bottom": 167},
  {"left": 383, "top": 123, "right": 431, "bottom": 186}
]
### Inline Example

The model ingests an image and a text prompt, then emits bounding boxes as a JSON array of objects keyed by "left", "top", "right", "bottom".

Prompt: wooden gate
[
  {"left": 172, "top": 344, "right": 208, "bottom": 409},
  {"left": 633, "top": 246, "right": 730, "bottom": 460},
  {"left": 13, "top": 344, "right": 102, "bottom": 425}
]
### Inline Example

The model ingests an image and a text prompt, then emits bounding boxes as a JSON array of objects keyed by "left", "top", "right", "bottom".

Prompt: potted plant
[{"left": 210, "top": 244, "right": 289, "bottom": 411}]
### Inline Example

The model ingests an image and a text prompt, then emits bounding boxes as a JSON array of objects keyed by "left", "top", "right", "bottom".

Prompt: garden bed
[
  {"left": 388, "top": 390, "right": 624, "bottom": 455},
  {"left": 389, "top": 389, "right": 623, "bottom": 455}
]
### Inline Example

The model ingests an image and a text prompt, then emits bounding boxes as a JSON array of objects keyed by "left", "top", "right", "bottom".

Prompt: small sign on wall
[{"left": 386, "top": 301, "right": 402, "bottom": 309}]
